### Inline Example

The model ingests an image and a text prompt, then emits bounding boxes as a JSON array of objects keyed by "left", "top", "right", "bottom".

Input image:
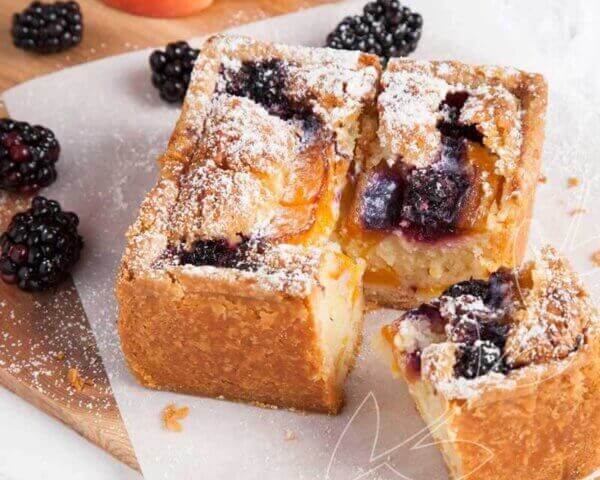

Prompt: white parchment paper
[{"left": 3, "top": 1, "right": 600, "bottom": 478}]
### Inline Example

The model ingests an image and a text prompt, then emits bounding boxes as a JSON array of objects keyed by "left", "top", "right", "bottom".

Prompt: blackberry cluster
[
  {"left": 12, "top": 1, "right": 83, "bottom": 54},
  {"left": 150, "top": 41, "right": 200, "bottom": 103},
  {"left": 0, "top": 119, "right": 60, "bottom": 193},
  {"left": 440, "top": 276, "right": 515, "bottom": 379},
  {"left": 401, "top": 155, "right": 471, "bottom": 240},
  {"left": 223, "top": 59, "right": 314, "bottom": 124},
  {"left": 0, "top": 197, "right": 83, "bottom": 292},
  {"left": 326, "top": 0, "right": 423, "bottom": 62},
  {"left": 179, "top": 238, "right": 265, "bottom": 271}
]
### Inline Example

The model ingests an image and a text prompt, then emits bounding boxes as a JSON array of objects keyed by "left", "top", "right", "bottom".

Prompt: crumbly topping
[
  {"left": 173, "top": 163, "right": 275, "bottom": 243},
  {"left": 378, "top": 59, "right": 525, "bottom": 176},
  {"left": 460, "top": 84, "right": 522, "bottom": 174},
  {"left": 378, "top": 68, "right": 448, "bottom": 167},
  {"left": 504, "top": 246, "right": 593, "bottom": 367},
  {"left": 162, "top": 404, "right": 189, "bottom": 432}
]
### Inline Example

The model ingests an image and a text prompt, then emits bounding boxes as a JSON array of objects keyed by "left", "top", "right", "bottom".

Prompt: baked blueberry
[
  {"left": 0, "top": 119, "right": 59, "bottom": 193},
  {"left": 0, "top": 196, "right": 83, "bottom": 291}
]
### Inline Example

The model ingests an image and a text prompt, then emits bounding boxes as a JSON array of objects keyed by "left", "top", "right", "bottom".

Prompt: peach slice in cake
[
  {"left": 340, "top": 59, "right": 548, "bottom": 307},
  {"left": 116, "top": 35, "right": 380, "bottom": 413},
  {"left": 384, "top": 246, "right": 599, "bottom": 480}
]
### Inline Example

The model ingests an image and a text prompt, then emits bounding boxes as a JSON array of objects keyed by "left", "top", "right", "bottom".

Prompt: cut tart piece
[
  {"left": 340, "top": 59, "right": 548, "bottom": 307},
  {"left": 117, "top": 35, "right": 380, "bottom": 413},
  {"left": 385, "top": 246, "right": 600, "bottom": 480}
]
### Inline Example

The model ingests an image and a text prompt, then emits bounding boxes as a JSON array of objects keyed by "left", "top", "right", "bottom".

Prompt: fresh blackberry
[
  {"left": 454, "top": 340, "right": 509, "bottom": 379},
  {"left": 150, "top": 41, "right": 199, "bottom": 103},
  {"left": 11, "top": 1, "right": 83, "bottom": 54},
  {"left": 0, "top": 119, "right": 60, "bottom": 193},
  {"left": 326, "top": 0, "right": 423, "bottom": 62},
  {"left": 0, "top": 196, "right": 83, "bottom": 292}
]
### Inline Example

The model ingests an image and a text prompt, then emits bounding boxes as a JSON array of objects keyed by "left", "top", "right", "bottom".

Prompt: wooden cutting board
[{"left": 0, "top": 0, "right": 338, "bottom": 472}]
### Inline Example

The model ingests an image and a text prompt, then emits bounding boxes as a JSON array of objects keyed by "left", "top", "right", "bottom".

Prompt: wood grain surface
[{"left": 0, "top": 0, "right": 338, "bottom": 472}]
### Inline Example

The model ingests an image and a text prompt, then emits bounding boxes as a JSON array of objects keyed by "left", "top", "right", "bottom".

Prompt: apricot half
[{"left": 101, "top": 0, "right": 214, "bottom": 18}]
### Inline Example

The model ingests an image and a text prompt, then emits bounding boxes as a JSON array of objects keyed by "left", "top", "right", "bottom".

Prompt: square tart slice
[
  {"left": 340, "top": 59, "right": 548, "bottom": 307},
  {"left": 116, "top": 36, "right": 380, "bottom": 413},
  {"left": 384, "top": 246, "right": 599, "bottom": 479},
  {"left": 166, "top": 34, "right": 381, "bottom": 246}
]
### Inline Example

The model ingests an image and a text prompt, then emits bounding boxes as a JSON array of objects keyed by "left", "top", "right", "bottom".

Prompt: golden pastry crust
[
  {"left": 340, "top": 59, "right": 548, "bottom": 308},
  {"left": 387, "top": 246, "right": 600, "bottom": 479},
  {"left": 117, "top": 35, "right": 379, "bottom": 413},
  {"left": 118, "top": 243, "right": 365, "bottom": 413}
]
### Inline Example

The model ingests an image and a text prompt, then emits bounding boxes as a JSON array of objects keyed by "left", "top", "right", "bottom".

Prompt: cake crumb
[
  {"left": 592, "top": 251, "right": 600, "bottom": 267},
  {"left": 162, "top": 404, "right": 189, "bottom": 432},
  {"left": 67, "top": 368, "right": 85, "bottom": 392},
  {"left": 538, "top": 174, "right": 547, "bottom": 184},
  {"left": 284, "top": 428, "right": 297, "bottom": 441},
  {"left": 567, "top": 177, "right": 581, "bottom": 188},
  {"left": 54, "top": 352, "right": 66, "bottom": 361},
  {"left": 569, "top": 207, "right": 587, "bottom": 216}
]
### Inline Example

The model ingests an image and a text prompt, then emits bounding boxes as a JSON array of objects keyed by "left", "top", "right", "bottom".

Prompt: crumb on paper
[
  {"left": 592, "top": 251, "right": 600, "bottom": 267},
  {"left": 162, "top": 404, "right": 190, "bottom": 432},
  {"left": 538, "top": 174, "right": 547, "bottom": 184},
  {"left": 567, "top": 177, "right": 581, "bottom": 188},
  {"left": 284, "top": 428, "right": 297, "bottom": 441},
  {"left": 569, "top": 207, "right": 587, "bottom": 216},
  {"left": 68, "top": 368, "right": 87, "bottom": 392}
]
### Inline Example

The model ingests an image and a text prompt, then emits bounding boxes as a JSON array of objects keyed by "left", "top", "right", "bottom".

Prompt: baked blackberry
[
  {"left": 443, "top": 279, "right": 489, "bottom": 300},
  {"left": 180, "top": 239, "right": 239, "bottom": 269},
  {"left": 179, "top": 238, "right": 266, "bottom": 271},
  {"left": 0, "top": 119, "right": 60, "bottom": 193},
  {"left": 11, "top": 1, "right": 83, "bottom": 54},
  {"left": 150, "top": 41, "right": 200, "bottom": 103},
  {"left": 437, "top": 91, "right": 483, "bottom": 143},
  {"left": 361, "top": 167, "right": 404, "bottom": 230},
  {"left": 454, "top": 340, "right": 509, "bottom": 379},
  {"left": 326, "top": 0, "right": 423, "bottom": 62},
  {"left": 0, "top": 196, "right": 83, "bottom": 292},
  {"left": 401, "top": 158, "right": 471, "bottom": 240}
]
